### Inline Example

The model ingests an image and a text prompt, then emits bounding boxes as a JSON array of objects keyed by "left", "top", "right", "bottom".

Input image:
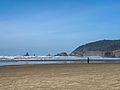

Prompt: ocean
[{"left": 0, "top": 59, "right": 120, "bottom": 66}]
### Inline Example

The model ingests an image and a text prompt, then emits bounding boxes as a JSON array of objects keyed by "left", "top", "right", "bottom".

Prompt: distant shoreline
[{"left": 0, "top": 56, "right": 120, "bottom": 60}]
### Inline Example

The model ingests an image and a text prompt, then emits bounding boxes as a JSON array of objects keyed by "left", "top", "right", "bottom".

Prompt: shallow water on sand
[
  {"left": 0, "top": 60, "right": 85, "bottom": 66},
  {"left": 0, "top": 60, "right": 120, "bottom": 66}
]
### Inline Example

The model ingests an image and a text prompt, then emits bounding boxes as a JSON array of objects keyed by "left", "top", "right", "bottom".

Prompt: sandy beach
[{"left": 0, "top": 64, "right": 120, "bottom": 90}]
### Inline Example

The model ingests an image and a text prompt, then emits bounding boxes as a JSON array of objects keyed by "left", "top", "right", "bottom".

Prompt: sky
[{"left": 0, "top": 0, "right": 120, "bottom": 55}]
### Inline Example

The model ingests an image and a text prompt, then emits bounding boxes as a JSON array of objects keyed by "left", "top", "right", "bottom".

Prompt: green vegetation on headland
[{"left": 70, "top": 40, "right": 120, "bottom": 57}]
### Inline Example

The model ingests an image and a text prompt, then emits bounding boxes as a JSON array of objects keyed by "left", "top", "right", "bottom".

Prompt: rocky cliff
[{"left": 70, "top": 40, "right": 120, "bottom": 57}]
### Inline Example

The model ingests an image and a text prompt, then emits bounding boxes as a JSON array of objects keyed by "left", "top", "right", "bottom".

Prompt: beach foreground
[{"left": 0, "top": 64, "right": 120, "bottom": 90}]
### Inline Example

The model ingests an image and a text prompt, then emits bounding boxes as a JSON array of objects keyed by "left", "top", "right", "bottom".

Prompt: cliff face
[
  {"left": 71, "top": 40, "right": 120, "bottom": 57},
  {"left": 113, "top": 50, "right": 120, "bottom": 57}
]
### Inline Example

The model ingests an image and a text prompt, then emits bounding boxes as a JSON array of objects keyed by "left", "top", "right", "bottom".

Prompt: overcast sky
[{"left": 0, "top": 0, "right": 120, "bottom": 55}]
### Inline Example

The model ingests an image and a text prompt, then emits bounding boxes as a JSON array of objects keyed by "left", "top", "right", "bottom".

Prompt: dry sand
[{"left": 0, "top": 64, "right": 120, "bottom": 90}]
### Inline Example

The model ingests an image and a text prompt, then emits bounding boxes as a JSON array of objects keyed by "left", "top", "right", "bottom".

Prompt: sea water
[
  {"left": 0, "top": 59, "right": 120, "bottom": 66},
  {"left": 0, "top": 60, "right": 85, "bottom": 66}
]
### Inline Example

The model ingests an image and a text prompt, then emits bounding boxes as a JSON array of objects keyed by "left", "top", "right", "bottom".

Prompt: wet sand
[{"left": 0, "top": 64, "right": 120, "bottom": 90}]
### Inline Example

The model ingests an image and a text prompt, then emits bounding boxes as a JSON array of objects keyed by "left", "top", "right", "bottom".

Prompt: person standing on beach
[{"left": 87, "top": 57, "right": 89, "bottom": 64}]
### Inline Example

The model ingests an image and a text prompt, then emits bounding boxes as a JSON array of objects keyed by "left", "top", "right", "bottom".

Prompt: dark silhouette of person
[{"left": 87, "top": 57, "right": 89, "bottom": 64}]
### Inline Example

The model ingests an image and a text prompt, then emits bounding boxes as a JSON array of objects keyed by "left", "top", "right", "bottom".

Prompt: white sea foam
[{"left": 0, "top": 56, "right": 120, "bottom": 61}]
